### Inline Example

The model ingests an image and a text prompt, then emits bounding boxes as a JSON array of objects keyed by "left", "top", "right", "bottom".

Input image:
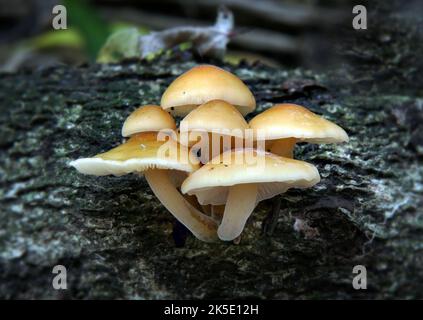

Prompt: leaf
[{"left": 97, "top": 28, "right": 141, "bottom": 63}]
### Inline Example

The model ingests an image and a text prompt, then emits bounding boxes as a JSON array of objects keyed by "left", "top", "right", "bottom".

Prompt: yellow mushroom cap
[
  {"left": 121, "top": 105, "right": 176, "bottom": 137},
  {"left": 181, "top": 148, "right": 320, "bottom": 205},
  {"left": 70, "top": 134, "right": 198, "bottom": 176},
  {"left": 180, "top": 99, "right": 249, "bottom": 138},
  {"left": 249, "top": 103, "right": 349, "bottom": 143},
  {"left": 160, "top": 65, "right": 256, "bottom": 116}
]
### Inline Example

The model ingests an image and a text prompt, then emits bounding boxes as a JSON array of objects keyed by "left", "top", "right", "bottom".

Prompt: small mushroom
[
  {"left": 121, "top": 104, "right": 176, "bottom": 137},
  {"left": 160, "top": 65, "right": 256, "bottom": 117},
  {"left": 249, "top": 103, "right": 349, "bottom": 158},
  {"left": 179, "top": 99, "right": 249, "bottom": 164},
  {"left": 70, "top": 105, "right": 218, "bottom": 242},
  {"left": 121, "top": 105, "right": 186, "bottom": 186},
  {"left": 181, "top": 149, "right": 320, "bottom": 241}
]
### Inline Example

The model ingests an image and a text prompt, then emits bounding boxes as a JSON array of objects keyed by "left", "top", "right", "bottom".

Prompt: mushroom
[
  {"left": 121, "top": 105, "right": 187, "bottom": 187},
  {"left": 179, "top": 99, "right": 249, "bottom": 164},
  {"left": 249, "top": 103, "right": 349, "bottom": 158},
  {"left": 121, "top": 104, "right": 176, "bottom": 137},
  {"left": 161, "top": 65, "right": 256, "bottom": 117},
  {"left": 70, "top": 105, "right": 218, "bottom": 242},
  {"left": 181, "top": 148, "right": 320, "bottom": 241}
]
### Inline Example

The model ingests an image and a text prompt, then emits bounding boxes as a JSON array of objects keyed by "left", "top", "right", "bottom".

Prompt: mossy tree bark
[{"left": 0, "top": 0, "right": 422, "bottom": 299}]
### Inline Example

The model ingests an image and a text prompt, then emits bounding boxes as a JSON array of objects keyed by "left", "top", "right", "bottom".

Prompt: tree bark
[{"left": 0, "top": 0, "right": 422, "bottom": 299}]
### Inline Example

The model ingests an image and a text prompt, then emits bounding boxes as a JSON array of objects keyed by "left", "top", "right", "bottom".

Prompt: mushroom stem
[
  {"left": 145, "top": 169, "right": 218, "bottom": 242},
  {"left": 270, "top": 138, "right": 297, "bottom": 158},
  {"left": 217, "top": 183, "right": 258, "bottom": 241}
]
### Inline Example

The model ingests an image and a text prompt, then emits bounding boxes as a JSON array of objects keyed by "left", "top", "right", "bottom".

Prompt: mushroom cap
[
  {"left": 181, "top": 148, "right": 320, "bottom": 205},
  {"left": 121, "top": 105, "right": 176, "bottom": 137},
  {"left": 249, "top": 103, "right": 349, "bottom": 143},
  {"left": 180, "top": 99, "right": 249, "bottom": 139},
  {"left": 70, "top": 134, "right": 198, "bottom": 176},
  {"left": 160, "top": 65, "right": 256, "bottom": 116}
]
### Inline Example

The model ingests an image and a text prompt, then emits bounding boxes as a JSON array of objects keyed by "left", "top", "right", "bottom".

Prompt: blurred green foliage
[
  {"left": 97, "top": 28, "right": 141, "bottom": 63},
  {"left": 63, "top": 0, "right": 110, "bottom": 60},
  {"left": 6, "top": 0, "right": 249, "bottom": 66},
  {"left": 31, "top": 29, "right": 84, "bottom": 49}
]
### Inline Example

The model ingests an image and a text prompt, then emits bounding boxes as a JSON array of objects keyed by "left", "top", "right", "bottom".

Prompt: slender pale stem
[
  {"left": 270, "top": 138, "right": 297, "bottom": 158},
  {"left": 145, "top": 169, "right": 218, "bottom": 242},
  {"left": 217, "top": 183, "right": 258, "bottom": 241}
]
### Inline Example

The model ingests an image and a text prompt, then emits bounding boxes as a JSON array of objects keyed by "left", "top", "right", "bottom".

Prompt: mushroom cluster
[{"left": 70, "top": 65, "right": 348, "bottom": 243}]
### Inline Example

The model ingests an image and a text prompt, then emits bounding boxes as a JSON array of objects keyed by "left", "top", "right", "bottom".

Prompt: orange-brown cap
[
  {"left": 70, "top": 134, "right": 198, "bottom": 176},
  {"left": 249, "top": 103, "right": 349, "bottom": 143},
  {"left": 180, "top": 99, "right": 249, "bottom": 139},
  {"left": 121, "top": 105, "right": 176, "bottom": 137},
  {"left": 161, "top": 65, "right": 256, "bottom": 116}
]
